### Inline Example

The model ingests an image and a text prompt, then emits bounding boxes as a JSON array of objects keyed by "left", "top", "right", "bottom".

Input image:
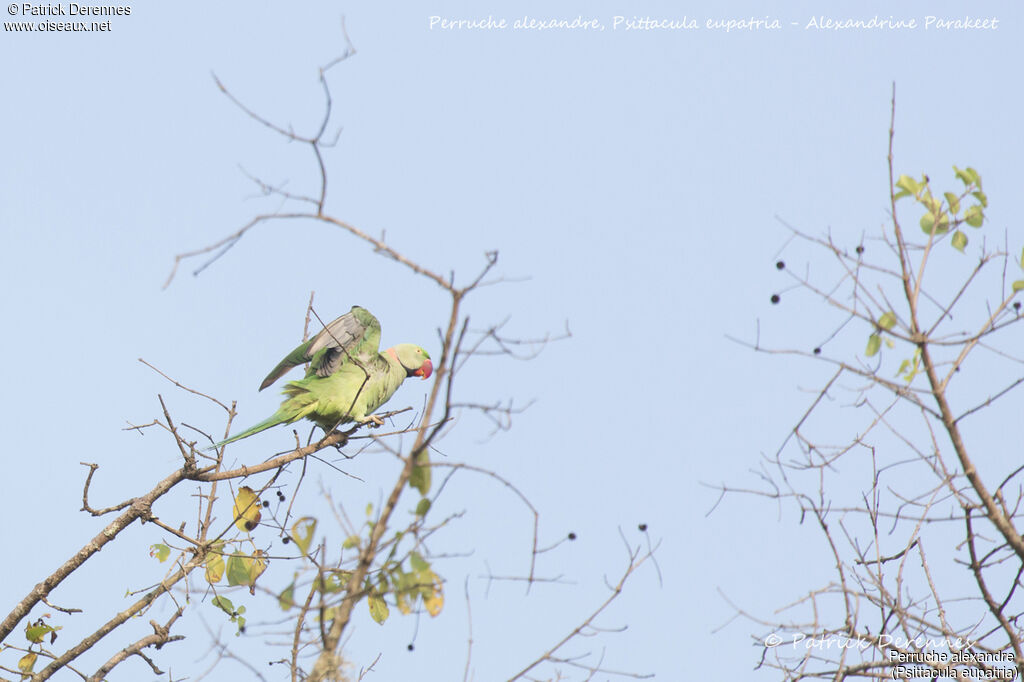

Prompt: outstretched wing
[{"left": 259, "top": 306, "right": 382, "bottom": 391}]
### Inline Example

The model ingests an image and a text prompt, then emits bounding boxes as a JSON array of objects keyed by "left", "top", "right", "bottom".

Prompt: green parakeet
[{"left": 211, "top": 306, "right": 432, "bottom": 448}]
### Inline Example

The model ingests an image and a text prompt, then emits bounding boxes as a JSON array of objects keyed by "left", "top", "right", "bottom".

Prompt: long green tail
[{"left": 209, "top": 408, "right": 297, "bottom": 449}]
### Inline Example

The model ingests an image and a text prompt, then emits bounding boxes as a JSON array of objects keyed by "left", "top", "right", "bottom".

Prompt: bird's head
[{"left": 389, "top": 344, "right": 433, "bottom": 380}]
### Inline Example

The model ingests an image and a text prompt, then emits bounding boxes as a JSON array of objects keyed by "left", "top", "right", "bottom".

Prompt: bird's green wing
[
  {"left": 212, "top": 342, "right": 431, "bottom": 449},
  {"left": 259, "top": 306, "right": 382, "bottom": 391}
]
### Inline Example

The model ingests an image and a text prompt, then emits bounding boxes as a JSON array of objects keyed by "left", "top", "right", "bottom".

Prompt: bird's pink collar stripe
[{"left": 386, "top": 347, "right": 399, "bottom": 363}]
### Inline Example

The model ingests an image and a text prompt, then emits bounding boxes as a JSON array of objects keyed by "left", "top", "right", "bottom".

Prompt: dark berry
[
  {"left": 856, "top": 245, "right": 864, "bottom": 254},
  {"left": 638, "top": 523, "right": 648, "bottom": 531},
  {"left": 568, "top": 532, "right": 577, "bottom": 541},
  {"left": 813, "top": 347, "right": 821, "bottom": 355},
  {"left": 775, "top": 261, "right": 785, "bottom": 270},
  {"left": 770, "top": 294, "right": 780, "bottom": 304}
]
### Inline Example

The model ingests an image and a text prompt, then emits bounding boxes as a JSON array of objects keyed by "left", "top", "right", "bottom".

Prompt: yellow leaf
[
  {"left": 18, "top": 652, "right": 37, "bottom": 673},
  {"left": 232, "top": 486, "right": 262, "bottom": 533},
  {"left": 423, "top": 576, "right": 444, "bottom": 617},
  {"left": 291, "top": 517, "right": 317, "bottom": 557},
  {"left": 248, "top": 549, "right": 268, "bottom": 585},
  {"left": 205, "top": 551, "right": 225, "bottom": 584},
  {"left": 396, "top": 591, "right": 412, "bottom": 615}
]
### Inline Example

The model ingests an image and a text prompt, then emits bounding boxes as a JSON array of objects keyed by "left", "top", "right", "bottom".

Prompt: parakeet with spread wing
[{"left": 211, "top": 306, "right": 432, "bottom": 448}]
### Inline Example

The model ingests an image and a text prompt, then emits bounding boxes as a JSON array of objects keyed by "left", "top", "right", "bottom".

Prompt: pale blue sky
[{"left": 2, "top": 1, "right": 1022, "bottom": 679}]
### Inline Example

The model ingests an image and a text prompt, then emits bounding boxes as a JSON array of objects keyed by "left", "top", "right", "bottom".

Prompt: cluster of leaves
[
  {"left": 147, "top": 482, "right": 445, "bottom": 644},
  {"left": 866, "top": 165, "right": 1006, "bottom": 365},
  {"left": 894, "top": 165, "right": 987, "bottom": 251},
  {"left": 150, "top": 486, "right": 269, "bottom": 636},
  {"left": 278, "top": 500, "right": 445, "bottom": 627},
  {"left": 365, "top": 550, "right": 444, "bottom": 625}
]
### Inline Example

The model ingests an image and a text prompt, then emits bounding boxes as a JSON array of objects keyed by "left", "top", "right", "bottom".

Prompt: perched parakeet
[{"left": 211, "top": 306, "right": 432, "bottom": 448}]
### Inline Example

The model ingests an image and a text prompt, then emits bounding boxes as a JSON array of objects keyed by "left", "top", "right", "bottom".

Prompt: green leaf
[
  {"left": 895, "top": 174, "right": 920, "bottom": 196},
  {"left": 944, "top": 191, "right": 961, "bottom": 215},
  {"left": 866, "top": 334, "right": 881, "bottom": 357},
  {"left": 410, "top": 451, "right": 431, "bottom": 495},
  {"left": 972, "top": 190, "right": 988, "bottom": 208},
  {"left": 954, "top": 165, "right": 972, "bottom": 186},
  {"left": 343, "top": 535, "right": 360, "bottom": 550},
  {"left": 278, "top": 583, "right": 295, "bottom": 611},
  {"left": 368, "top": 594, "right": 389, "bottom": 624},
  {"left": 409, "top": 551, "right": 430, "bottom": 573},
  {"left": 415, "top": 498, "right": 431, "bottom": 517},
  {"left": 149, "top": 543, "right": 171, "bottom": 562},
  {"left": 212, "top": 595, "right": 235, "bottom": 616},
  {"left": 365, "top": 502, "right": 373, "bottom": 517},
  {"left": 951, "top": 230, "right": 967, "bottom": 252},
  {"left": 920, "top": 208, "right": 950, "bottom": 235},
  {"left": 1013, "top": 280, "right": 1024, "bottom": 292},
  {"left": 317, "top": 570, "right": 350, "bottom": 594},
  {"left": 954, "top": 165, "right": 980, "bottom": 188},
  {"left": 877, "top": 312, "right": 897, "bottom": 330},
  {"left": 967, "top": 166, "right": 982, "bottom": 189},
  {"left": 25, "top": 622, "right": 60, "bottom": 644},
  {"left": 226, "top": 555, "right": 247, "bottom": 586},
  {"left": 964, "top": 205, "right": 984, "bottom": 228},
  {"left": 291, "top": 517, "right": 317, "bottom": 557},
  {"left": 1019, "top": 247, "right": 1024, "bottom": 271}
]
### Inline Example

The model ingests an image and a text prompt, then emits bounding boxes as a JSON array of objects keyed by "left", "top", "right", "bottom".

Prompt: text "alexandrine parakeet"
[{"left": 211, "top": 306, "right": 432, "bottom": 448}]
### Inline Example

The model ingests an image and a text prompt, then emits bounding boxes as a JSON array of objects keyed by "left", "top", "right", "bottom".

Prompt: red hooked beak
[{"left": 414, "top": 359, "right": 433, "bottom": 380}]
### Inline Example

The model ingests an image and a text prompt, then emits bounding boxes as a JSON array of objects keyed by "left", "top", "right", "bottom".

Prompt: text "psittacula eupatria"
[{"left": 211, "top": 306, "right": 432, "bottom": 448}]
